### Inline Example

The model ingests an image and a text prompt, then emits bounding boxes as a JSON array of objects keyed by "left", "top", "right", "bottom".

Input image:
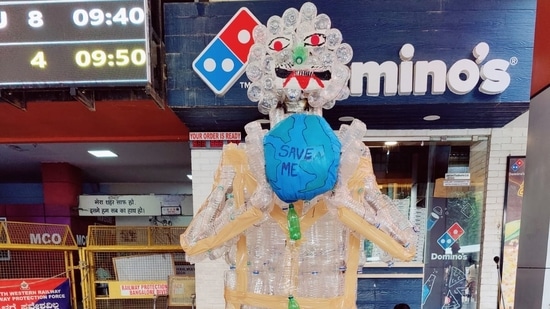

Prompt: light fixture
[
  {"left": 88, "top": 150, "right": 118, "bottom": 158},
  {"left": 338, "top": 116, "right": 355, "bottom": 122},
  {"left": 187, "top": 174, "right": 193, "bottom": 180},
  {"left": 384, "top": 141, "right": 398, "bottom": 146},
  {"left": 423, "top": 115, "right": 441, "bottom": 121},
  {"left": 365, "top": 136, "right": 430, "bottom": 142}
]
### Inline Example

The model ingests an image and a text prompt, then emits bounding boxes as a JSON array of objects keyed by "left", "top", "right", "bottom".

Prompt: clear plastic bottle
[
  {"left": 244, "top": 122, "right": 266, "bottom": 179},
  {"left": 307, "top": 271, "right": 322, "bottom": 298},
  {"left": 277, "top": 244, "right": 293, "bottom": 296},
  {"left": 339, "top": 119, "right": 366, "bottom": 153},
  {"left": 296, "top": 268, "right": 308, "bottom": 297},
  {"left": 244, "top": 121, "right": 273, "bottom": 211},
  {"left": 249, "top": 269, "right": 264, "bottom": 295},
  {"left": 224, "top": 265, "right": 237, "bottom": 309},
  {"left": 225, "top": 265, "right": 237, "bottom": 289},
  {"left": 336, "top": 264, "right": 347, "bottom": 296},
  {"left": 337, "top": 121, "right": 366, "bottom": 182},
  {"left": 319, "top": 215, "right": 339, "bottom": 267},
  {"left": 212, "top": 193, "right": 234, "bottom": 235},
  {"left": 264, "top": 221, "right": 285, "bottom": 295},
  {"left": 247, "top": 224, "right": 266, "bottom": 273}
]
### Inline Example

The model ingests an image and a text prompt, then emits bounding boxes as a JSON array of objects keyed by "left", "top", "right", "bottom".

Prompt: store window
[{"left": 358, "top": 139, "right": 487, "bottom": 308}]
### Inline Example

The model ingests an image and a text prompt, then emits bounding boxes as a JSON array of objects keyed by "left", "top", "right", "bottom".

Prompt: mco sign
[{"left": 30, "top": 233, "right": 63, "bottom": 245}]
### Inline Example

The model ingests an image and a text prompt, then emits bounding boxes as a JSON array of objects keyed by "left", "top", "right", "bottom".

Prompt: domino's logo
[
  {"left": 437, "top": 222, "right": 464, "bottom": 250},
  {"left": 192, "top": 8, "right": 261, "bottom": 96},
  {"left": 511, "top": 159, "right": 524, "bottom": 172}
]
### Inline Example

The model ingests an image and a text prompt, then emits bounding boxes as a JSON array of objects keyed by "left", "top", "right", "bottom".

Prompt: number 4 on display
[{"left": 30, "top": 51, "right": 47, "bottom": 68}]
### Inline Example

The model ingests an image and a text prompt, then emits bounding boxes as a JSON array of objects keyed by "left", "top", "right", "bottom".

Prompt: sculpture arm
[
  {"left": 180, "top": 143, "right": 263, "bottom": 259},
  {"left": 330, "top": 119, "right": 418, "bottom": 261}
]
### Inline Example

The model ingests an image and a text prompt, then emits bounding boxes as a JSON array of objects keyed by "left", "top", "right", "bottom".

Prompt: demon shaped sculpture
[{"left": 181, "top": 3, "right": 418, "bottom": 308}]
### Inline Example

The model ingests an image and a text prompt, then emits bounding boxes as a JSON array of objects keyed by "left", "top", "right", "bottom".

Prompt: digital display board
[{"left": 0, "top": 0, "right": 151, "bottom": 88}]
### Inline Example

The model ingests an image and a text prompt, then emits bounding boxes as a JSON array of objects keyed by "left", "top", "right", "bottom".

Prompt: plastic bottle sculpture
[{"left": 180, "top": 3, "right": 418, "bottom": 309}]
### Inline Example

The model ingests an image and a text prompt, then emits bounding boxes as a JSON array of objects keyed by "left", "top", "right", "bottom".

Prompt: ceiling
[
  {"left": 0, "top": 1, "right": 548, "bottom": 186},
  {"left": 0, "top": 99, "right": 191, "bottom": 184},
  {"left": 0, "top": 141, "right": 192, "bottom": 184}
]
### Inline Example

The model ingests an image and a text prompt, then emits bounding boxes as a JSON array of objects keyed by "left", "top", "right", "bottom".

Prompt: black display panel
[{"left": 0, "top": 0, "right": 151, "bottom": 88}]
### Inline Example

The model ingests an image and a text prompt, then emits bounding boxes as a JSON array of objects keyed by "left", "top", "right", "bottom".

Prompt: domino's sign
[
  {"left": 192, "top": 8, "right": 260, "bottom": 96},
  {"left": 192, "top": 6, "right": 515, "bottom": 99}
]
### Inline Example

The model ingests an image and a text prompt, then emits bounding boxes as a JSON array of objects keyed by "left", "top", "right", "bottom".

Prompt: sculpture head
[{"left": 246, "top": 2, "right": 353, "bottom": 122}]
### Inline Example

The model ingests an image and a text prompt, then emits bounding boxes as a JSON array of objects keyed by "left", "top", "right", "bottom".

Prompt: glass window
[{"left": 359, "top": 139, "right": 487, "bottom": 308}]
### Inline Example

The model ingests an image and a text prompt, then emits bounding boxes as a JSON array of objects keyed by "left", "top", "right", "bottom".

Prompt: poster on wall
[
  {"left": 501, "top": 156, "right": 526, "bottom": 309},
  {"left": 422, "top": 184, "right": 482, "bottom": 309},
  {"left": 0, "top": 278, "right": 70, "bottom": 309},
  {"left": 78, "top": 195, "right": 191, "bottom": 216}
]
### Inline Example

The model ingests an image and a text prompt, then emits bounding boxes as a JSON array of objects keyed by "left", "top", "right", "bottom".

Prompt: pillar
[
  {"left": 41, "top": 162, "right": 82, "bottom": 224},
  {"left": 515, "top": 90, "right": 550, "bottom": 308}
]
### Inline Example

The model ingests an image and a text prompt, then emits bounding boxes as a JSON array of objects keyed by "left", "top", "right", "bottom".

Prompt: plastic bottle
[
  {"left": 324, "top": 218, "right": 339, "bottom": 264},
  {"left": 247, "top": 224, "right": 266, "bottom": 273},
  {"left": 308, "top": 271, "right": 322, "bottom": 298},
  {"left": 224, "top": 265, "right": 237, "bottom": 309},
  {"left": 213, "top": 193, "right": 236, "bottom": 235},
  {"left": 244, "top": 122, "right": 266, "bottom": 180},
  {"left": 287, "top": 204, "right": 301, "bottom": 241},
  {"left": 336, "top": 264, "right": 347, "bottom": 297},
  {"left": 244, "top": 122, "right": 273, "bottom": 211},
  {"left": 278, "top": 245, "right": 293, "bottom": 295},
  {"left": 264, "top": 220, "right": 285, "bottom": 295},
  {"left": 288, "top": 295, "right": 300, "bottom": 309},
  {"left": 339, "top": 119, "right": 366, "bottom": 154},
  {"left": 249, "top": 269, "right": 264, "bottom": 295},
  {"left": 225, "top": 265, "right": 237, "bottom": 290},
  {"left": 296, "top": 268, "right": 308, "bottom": 297}
]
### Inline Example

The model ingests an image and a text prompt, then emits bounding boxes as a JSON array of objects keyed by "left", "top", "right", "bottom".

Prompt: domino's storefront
[{"left": 164, "top": 1, "right": 535, "bottom": 308}]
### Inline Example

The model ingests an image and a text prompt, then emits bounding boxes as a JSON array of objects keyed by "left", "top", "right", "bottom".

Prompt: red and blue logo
[
  {"left": 510, "top": 158, "right": 524, "bottom": 172},
  {"left": 192, "top": 8, "right": 260, "bottom": 96},
  {"left": 437, "top": 222, "right": 464, "bottom": 250}
]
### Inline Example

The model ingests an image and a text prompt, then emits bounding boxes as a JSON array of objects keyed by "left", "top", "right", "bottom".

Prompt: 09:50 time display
[
  {"left": 75, "top": 49, "right": 147, "bottom": 68},
  {"left": 30, "top": 48, "right": 146, "bottom": 69}
]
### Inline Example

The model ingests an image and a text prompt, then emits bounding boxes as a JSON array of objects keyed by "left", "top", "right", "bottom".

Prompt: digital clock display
[{"left": 0, "top": 0, "right": 151, "bottom": 88}]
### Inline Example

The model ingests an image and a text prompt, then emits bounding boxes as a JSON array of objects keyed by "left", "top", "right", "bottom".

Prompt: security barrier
[
  {"left": 82, "top": 225, "right": 193, "bottom": 309},
  {"left": 0, "top": 221, "right": 79, "bottom": 309}
]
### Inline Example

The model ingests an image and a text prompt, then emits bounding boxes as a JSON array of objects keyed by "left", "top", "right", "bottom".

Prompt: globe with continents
[{"left": 263, "top": 113, "right": 341, "bottom": 203}]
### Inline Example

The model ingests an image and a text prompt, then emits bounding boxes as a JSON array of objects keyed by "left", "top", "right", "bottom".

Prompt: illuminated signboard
[{"left": 0, "top": 0, "right": 151, "bottom": 88}]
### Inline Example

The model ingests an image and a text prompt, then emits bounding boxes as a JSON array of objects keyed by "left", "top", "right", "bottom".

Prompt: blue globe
[{"left": 263, "top": 114, "right": 341, "bottom": 203}]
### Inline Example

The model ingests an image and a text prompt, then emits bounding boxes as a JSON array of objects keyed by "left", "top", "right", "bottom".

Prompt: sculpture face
[{"left": 246, "top": 2, "right": 353, "bottom": 114}]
